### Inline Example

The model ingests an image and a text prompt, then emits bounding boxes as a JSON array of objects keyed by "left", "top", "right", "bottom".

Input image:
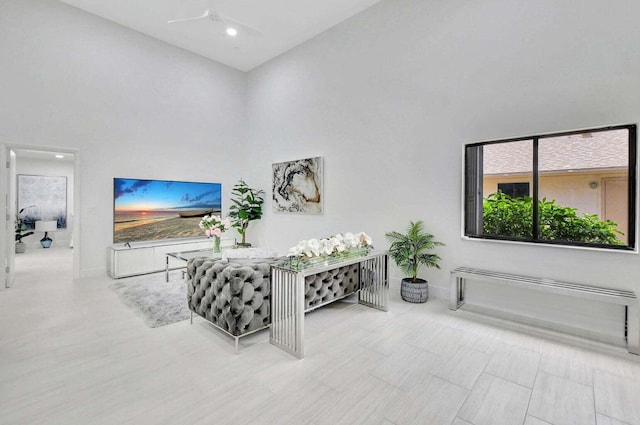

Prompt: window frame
[
  {"left": 497, "top": 182, "right": 530, "bottom": 199},
  {"left": 463, "top": 124, "right": 637, "bottom": 251}
]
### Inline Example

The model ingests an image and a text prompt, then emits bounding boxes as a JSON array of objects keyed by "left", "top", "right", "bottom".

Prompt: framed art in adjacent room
[
  {"left": 272, "top": 156, "right": 323, "bottom": 213},
  {"left": 17, "top": 174, "right": 68, "bottom": 229}
]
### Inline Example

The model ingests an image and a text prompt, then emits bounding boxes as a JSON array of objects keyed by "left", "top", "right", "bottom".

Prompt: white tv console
[{"left": 108, "top": 238, "right": 212, "bottom": 278}]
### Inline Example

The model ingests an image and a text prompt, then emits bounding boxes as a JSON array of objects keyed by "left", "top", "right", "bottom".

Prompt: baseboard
[{"left": 428, "top": 283, "right": 449, "bottom": 300}]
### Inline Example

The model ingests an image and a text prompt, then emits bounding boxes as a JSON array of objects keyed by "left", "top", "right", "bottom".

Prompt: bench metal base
[
  {"left": 450, "top": 267, "right": 639, "bottom": 355},
  {"left": 190, "top": 311, "right": 269, "bottom": 354}
]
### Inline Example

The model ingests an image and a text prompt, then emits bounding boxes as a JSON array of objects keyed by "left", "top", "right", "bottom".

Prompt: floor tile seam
[
  {"left": 591, "top": 376, "right": 600, "bottom": 425},
  {"left": 397, "top": 341, "right": 439, "bottom": 359},
  {"left": 521, "top": 351, "right": 543, "bottom": 425},
  {"left": 538, "top": 358, "right": 595, "bottom": 388},
  {"left": 479, "top": 369, "right": 535, "bottom": 392},
  {"left": 406, "top": 338, "right": 466, "bottom": 360},
  {"left": 534, "top": 370, "right": 595, "bottom": 393},
  {"left": 337, "top": 374, "right": 402, "bottom": 414},
  {"left": 464, "top": 342, "right": 497, "bottom": 357},
  {"left": 494, "top": 340, "right": 548, "bottom": 362},
  {"left": 525, "top": 413, "right": 553, "bottom": 425},
  {"left": 595, "top": 412, "right": 634, "bottom": 425},
  {"left": 591, "top": 370, "right": 640, "bottom": 425},
  {"left": 425, "top": 338, "right": 493, "bottom": 398},
  {"left": 374, "top": 367, "right": 466, "bottom": 425},
  {"left": 569, "top": 378, "right": 601, "bottom": 423},
  {"left": 451, "top": 351, "right": 495, "bottom": 423},
  {"left": 429, "top": 354, "right": 491, "bottom": 391},
  {"left": 373, "top": 365, "right": 472, "bottom": 408},
  {"left": 526, "top": 370, "right": 599, "bottom": 425},
  {"left": 401, "top": 338, "right": 450, "bottom": 360},
  {"left": 482, "top": 371, "right": 540, "bottom": 391}
]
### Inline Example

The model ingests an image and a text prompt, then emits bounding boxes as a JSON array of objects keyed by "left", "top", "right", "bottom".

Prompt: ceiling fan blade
[{"left": 167, "top": 9, "right": 209, "bottom": 24}]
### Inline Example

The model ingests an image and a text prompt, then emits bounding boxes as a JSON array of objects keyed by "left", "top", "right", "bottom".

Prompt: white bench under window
[{"left": 450, "top": 267, "right": 639, "bottom": 355}]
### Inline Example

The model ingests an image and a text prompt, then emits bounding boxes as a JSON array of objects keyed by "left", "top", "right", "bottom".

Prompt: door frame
[
  {"left": 2, "top": 143, "right": 81, "bottom": 285},
  {"left": 1, "top": 145, "right": 9, "bottom": 289}
]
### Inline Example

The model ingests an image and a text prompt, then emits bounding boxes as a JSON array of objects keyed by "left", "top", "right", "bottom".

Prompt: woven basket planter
[{"left": 400, "top": 278, "right": 429, "bottom": 303}]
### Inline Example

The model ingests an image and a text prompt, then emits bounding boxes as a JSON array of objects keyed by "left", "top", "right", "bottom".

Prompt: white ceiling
[
  {"left": 59, "top": 0, "right": 382, "bottom": 72},
  {"left": 14, "top": 149, "right": 74, "bottom": 162}
]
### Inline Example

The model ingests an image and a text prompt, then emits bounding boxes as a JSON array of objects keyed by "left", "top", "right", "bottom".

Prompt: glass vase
[{"left": 213, "top": 235, "right": 221, "bottom": 255}]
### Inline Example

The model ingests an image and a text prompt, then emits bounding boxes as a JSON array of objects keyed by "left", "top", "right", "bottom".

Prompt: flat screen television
[{"left": 113, "top": 177, "right": 222, "bottom": 244}]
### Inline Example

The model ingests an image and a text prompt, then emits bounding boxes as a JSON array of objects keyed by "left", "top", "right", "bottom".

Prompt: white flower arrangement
[
  {"left": 288, "top": 232, "right": 373, "bottom": 259},
  {"left": 198, "top": 214, "right": 231, "bottom": 238}
]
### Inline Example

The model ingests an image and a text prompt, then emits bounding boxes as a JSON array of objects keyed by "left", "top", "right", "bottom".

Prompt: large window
[{"left": 464, "top": 124, "right": 637, "bottom": 250}]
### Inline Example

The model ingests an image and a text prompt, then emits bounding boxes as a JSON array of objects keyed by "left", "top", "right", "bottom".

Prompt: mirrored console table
[{"left": 270, "top": 250, "right": 388, "bottom": 359}]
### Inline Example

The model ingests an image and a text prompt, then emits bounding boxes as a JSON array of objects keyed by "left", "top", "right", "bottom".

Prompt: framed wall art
[
  {"left": 17, "top": 174, "right": 67, "bottom": 229},
  {"left": 272, "top": 156, "right": 323, "bottom": 214}
]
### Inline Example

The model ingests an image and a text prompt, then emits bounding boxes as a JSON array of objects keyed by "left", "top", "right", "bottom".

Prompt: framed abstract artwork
[
  {"left": 17, "top": 174, "right": 67, "bottom": 229},
  {"left": 272, "top": 157, "right": 323, "bottom": 214}
]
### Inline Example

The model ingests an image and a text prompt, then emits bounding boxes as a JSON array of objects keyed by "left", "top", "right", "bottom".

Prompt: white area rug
[{"left": 110, "top": 272, "right": 190, "bottom": 328}]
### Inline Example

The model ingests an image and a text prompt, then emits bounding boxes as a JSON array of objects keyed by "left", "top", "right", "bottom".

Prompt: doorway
[{"left": 4, "top": 145, "right": 80, "bottom": 288}]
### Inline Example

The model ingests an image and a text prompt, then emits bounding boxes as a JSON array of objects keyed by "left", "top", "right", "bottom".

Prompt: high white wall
[
  {"left": 3, "top": 0, "right": 640, "bottom": 323},
  {"left": 15, "top": 156, "right": 75, "bottom": 249},
  {"left": 0, "top": 0, "right": 248, "bottom": 276},
  {"left": 247, "top": 0, "right": 640, "bottom": 308}
]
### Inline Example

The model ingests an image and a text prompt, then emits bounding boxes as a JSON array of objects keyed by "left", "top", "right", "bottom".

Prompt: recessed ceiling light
[
  {"left": 55, "top": 154, "right": 64, "bottom": 159},
  {"left": 226, "top": 27, "right": 237, "bottom": 37}
]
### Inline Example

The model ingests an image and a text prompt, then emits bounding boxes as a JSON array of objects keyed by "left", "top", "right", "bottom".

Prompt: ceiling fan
[{"left": 167, "top": 0, "right": 261, "bottom": 38}]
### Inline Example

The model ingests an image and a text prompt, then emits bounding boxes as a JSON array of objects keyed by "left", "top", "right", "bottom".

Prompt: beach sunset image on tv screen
[{"left": 113, "top": 178, "right": 222, "bottom": 243}]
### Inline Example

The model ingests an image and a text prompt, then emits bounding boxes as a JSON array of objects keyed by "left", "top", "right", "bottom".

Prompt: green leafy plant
[
  {"left": 15, "top": 206, "right": 35, "bottom": 243},
  {"left": 228, "top": 179, "right": 265, "bottom": 247},
  {"left": 483, "top": 191, "right": 623, "bottom": 244},
  {"left": 482, "top": 192, "right": 534, "bottom": 238},
  {"left": 385, "top": 220, "right": 444, "bottom": 283}
]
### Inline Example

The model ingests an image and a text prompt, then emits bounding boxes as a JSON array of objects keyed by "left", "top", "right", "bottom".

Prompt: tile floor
[{"left": 1, "top": 248, "right": 639, "bottom": 425}]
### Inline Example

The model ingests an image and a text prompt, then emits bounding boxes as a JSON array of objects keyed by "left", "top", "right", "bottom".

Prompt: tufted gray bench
[
  {"left": 304, "top": 264, "right": 360, "bottom": 309},
  {"left": 186, "top": 256, "right": 361, "bottom": 352}
]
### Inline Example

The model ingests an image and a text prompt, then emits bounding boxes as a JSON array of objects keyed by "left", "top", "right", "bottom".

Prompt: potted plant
[
  {"left": 15, "top": 207, "right": 35, "bottom": 253},
  {"left": 228, "top": 179, "right": 265, "bottom": 247},
  {"left": 385, "top": 220, "right": 444, "bottom": 303}
]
